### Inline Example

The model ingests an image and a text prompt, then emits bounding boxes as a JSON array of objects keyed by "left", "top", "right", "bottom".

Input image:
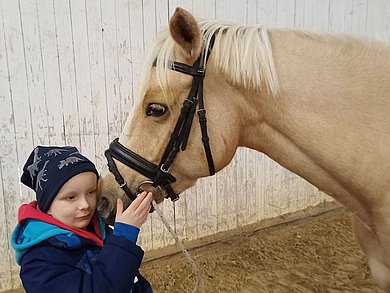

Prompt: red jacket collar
[{"left": 18, "top": 201, "right": 103, "bottom": 247}]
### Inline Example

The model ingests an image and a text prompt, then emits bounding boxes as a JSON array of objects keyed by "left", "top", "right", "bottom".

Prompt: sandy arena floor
[{"left": 141, "top": 207, "right": 382, "bottom": 293}]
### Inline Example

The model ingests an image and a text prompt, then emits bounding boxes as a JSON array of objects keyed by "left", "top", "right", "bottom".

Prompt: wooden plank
[
  {"left": 196, "top": 175, "right": 217, "bottom": 238},
  {"left": 246, "top": 0, "right": 257, "bottom": 25},
  {"left": 143, "top": 0, "right": 157, "bottom": 49},
  {"left": 257, "top": 0, "right": 277, "bottom": 27},
  {"left": 1, "top": 0, "right": 34, "bottom": 288},
  {"left": 254, "top": 153, "right": 267, "bottom": 222},
  {"left": 36, "top": 0, "right": 65, "bottom": 145},
  {"left": 116, "top": 0, "right": 134, "bottom": 131},
  {"left": 0, "top": 159, "right": 21, "bottom": 291},
  {"left": 128, "top": 0, "right": 144, "bottom": 106},
  {"left": 275, "top": 0, "right": 294, "bottom": 29},
  {"left": 244, "top": 149, "right": 260, "bottom": 224},
  {"left": 303, "top": 0, "right": 330, "bottom": 31},
  {"left": 100, "top": 0, "right": 122, "bottom": 140},
  {"left": 350, "top": 0, "right": 368, "bottom": 35},
  {"left": 236, "top": 148, "right": 248, "bottom": 227},
  {"left": 383, "top": 1, "right": 390, "bottom": 38},
  {"left": 19, "top": 0, "right": 49, "bottom": 146},
  {"left": 0, "top": 162, "right": 12, "bottom": 291},
  {"left": 53, "top": 0, "right": 80, "bottom": 146},
  {"left": 128, "top": 1, "right": 144, "bottom": 63},
  {"left": 69, "top": 0, "right": 95, "bottom": 160},
  {"left": 1, "top": 0, "right": 34, "bottom": 236},
  {"left": 263, "top": 159, "right": 280, "bottom": 219},
  {"left": 0, "top": 1, "right": 15, "bottom": 288},
  {"left": 294, "top": 0, "right": 305, "bottom": 28},
  {"left": 84, "top": 0, "right": 109, "bottom": 169},
  {"left": 2, "top": 0, "right": 34, "bottom": 168},
  {"left": 155, "top": 0, "right": 169, "bottom": 33},
  {"left": 366, "top": 0, "right": 390, "bottom": 39}
]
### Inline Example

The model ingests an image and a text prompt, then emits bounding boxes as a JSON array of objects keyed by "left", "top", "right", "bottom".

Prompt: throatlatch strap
[{"left": 197, "top": 77, "right": 215, "bottom": 175}]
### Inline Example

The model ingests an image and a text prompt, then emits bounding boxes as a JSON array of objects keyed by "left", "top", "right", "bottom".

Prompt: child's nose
[{"left": 79, "top": 195, "right": 90, "bottom": 210}]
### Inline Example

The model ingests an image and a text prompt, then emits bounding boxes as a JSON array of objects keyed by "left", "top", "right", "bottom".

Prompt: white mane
[{"left": 139, "top": 20, "right": 280, "bottom": 98}]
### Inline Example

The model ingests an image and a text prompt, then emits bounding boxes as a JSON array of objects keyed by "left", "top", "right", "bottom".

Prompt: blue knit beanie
[{"left": 21, "top": 146, "right": 99, "bottom": 213}]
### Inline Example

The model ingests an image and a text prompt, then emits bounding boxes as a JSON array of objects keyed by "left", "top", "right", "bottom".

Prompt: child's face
[{"left": 47, "top": 172, "right": 98, "bottom": 230}]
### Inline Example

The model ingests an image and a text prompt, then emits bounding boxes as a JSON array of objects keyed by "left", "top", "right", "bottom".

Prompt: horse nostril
[
  {"left": 98, "top": 197, "right": 116, "bottom": 225},
  {"left": 98, "top": 197, "right": 110, "bottom": 216},
  {"left": 99, "top": 197, "right": 108, "bottom": 209},
  {"left": 137, "top": 180, "right": 163, "bottom": 201}
]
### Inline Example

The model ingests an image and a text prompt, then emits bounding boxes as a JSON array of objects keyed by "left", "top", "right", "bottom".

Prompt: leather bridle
[{"left": 105, "top": 36, "right": 216, "bottom": 202}]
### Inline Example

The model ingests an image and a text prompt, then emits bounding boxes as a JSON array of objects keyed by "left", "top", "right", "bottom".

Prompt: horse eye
[{"left": 146, "top": 103, "right": 167, "bottom": 117}]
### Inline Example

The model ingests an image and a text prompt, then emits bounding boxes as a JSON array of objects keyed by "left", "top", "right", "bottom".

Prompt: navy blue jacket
[{"left": 11, "top": 201, "right": 152, "bottom": 293}]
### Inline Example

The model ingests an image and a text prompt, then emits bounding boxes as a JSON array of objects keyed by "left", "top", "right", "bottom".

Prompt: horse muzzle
[
  {"left": 137, "top": 180, "right": 165, "bottom": 203},
  {"left": 97, "top": 179, "right": 164, "bottom": 225}
]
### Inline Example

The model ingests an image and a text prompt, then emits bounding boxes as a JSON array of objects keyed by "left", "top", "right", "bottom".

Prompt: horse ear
[{"left": 169, "top": 7, "right": 202, "bottom": 63}]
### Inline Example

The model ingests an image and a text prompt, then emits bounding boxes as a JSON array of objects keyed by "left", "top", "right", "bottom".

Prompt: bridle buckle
[
  {"left": 160, "top": 164, "right": 170, "bottom": 173},
  {"left": 119, "top": 180, "right": 128, "bottom": 188}
]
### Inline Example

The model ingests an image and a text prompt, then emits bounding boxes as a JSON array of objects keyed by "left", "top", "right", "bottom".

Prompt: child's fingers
[
  {"left": 115, "top": 198, "right": 124, "bottom": 222},
  {"left": 137, "top": 193, "right": 153, "bottom": 222},
  {"left": 135, "top": 192, "right": 153, "bottom": 212},
  {"left": 128, "top": 191, "right": 147, "bottom": 210},
  {"left": 115, "top": 192, "right": 152, "bottom": 227},
  {"left": 143, "top": 192, "right": 153, "bottom": 206}
]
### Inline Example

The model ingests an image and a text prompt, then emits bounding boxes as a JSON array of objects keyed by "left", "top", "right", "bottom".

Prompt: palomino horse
[{"left": 98, "top": 7, "right": 390, "bottom": 291}]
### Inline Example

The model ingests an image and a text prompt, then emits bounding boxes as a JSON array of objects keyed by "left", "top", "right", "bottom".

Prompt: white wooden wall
[{"left": 1, "top": 0, "right": 389, "bottom": 291}]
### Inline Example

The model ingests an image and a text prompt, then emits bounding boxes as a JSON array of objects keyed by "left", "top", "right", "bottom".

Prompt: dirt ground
[{"left": 141, "top": 207, "right": 382, "bottom": 293}]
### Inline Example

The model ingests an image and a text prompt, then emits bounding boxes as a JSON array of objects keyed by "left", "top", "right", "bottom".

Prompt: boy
[{"left": 11, "top": 145, "right": 153, "bottom": 293}]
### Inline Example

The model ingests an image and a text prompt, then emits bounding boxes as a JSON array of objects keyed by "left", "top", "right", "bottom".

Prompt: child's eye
[
  {"left": 67, "top": 195, "right": 77, "bottom": 200},
  {"left": 88, "top": 189, "right": 97, "bottom": 195}
]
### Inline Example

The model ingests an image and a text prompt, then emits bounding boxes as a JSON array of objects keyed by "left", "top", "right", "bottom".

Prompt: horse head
[{"left": 97, "top": 8, "right": 249, "bottom": 223}]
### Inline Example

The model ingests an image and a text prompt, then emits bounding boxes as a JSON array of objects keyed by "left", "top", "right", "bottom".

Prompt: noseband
[{"left": 105, "top": 36, "right": 216, "bottom": 202}]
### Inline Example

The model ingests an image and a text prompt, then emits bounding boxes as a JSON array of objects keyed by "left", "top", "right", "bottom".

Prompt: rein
[{"left": 105, "top": 36, "right": 216, "bottom": 202}]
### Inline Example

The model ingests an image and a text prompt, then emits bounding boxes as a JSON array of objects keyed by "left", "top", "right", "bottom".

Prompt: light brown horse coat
[{"left": 98, "top": 8, "right": 390, "bottom": 291}]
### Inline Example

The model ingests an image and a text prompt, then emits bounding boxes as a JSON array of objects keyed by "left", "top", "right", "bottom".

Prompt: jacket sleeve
[{"left": 19, "top": 233, "right": 147, "bottom": 293}]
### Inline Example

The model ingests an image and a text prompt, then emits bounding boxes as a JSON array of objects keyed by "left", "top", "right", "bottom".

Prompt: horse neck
[{"left": 234, "top": 29, "right": 390, "bottom": 218}]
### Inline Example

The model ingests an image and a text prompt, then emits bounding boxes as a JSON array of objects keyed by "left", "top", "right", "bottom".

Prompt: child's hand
[{"left": 115, "top": 191, "right": 153, "bottom": 228}]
